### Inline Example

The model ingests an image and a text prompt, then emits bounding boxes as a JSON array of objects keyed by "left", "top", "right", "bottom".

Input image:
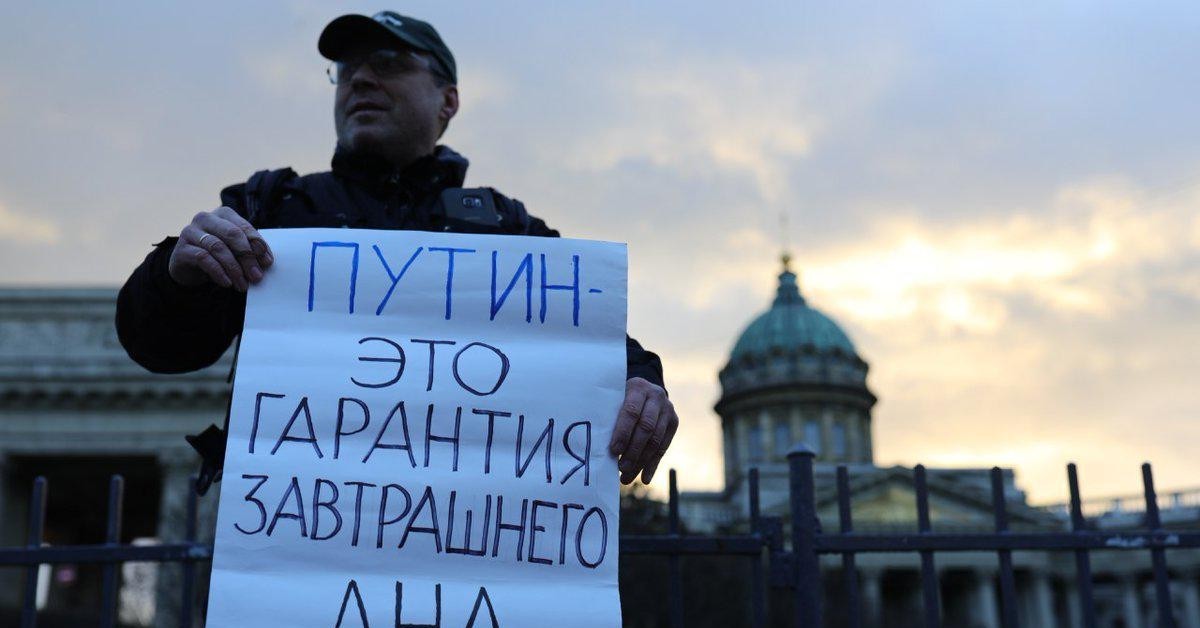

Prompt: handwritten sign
[{"left": 206, "top": 229, "right": 626, "bottom": 627}]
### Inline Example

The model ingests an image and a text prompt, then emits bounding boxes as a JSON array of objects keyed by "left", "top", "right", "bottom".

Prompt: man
[{"left": 115, "top": 11, "right": 677, "bottom": 488}]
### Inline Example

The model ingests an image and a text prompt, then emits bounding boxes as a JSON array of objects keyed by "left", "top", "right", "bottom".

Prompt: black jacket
[{"left": 115, "top": 145, "right": 664, "bottom": 385}]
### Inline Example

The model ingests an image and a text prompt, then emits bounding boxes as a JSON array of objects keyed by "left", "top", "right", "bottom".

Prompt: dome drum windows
[
  {"left": 832, "top": 422, "right": 848, "bottom": 459},
  {"left": 773, "top": 416, "right": 793, "bottom": 458},
  {"left": 804, "top": 420, "right": 822, "bottom": 455},
  {"left": 747, "top": 422, "right": 765, "bottom": 463}
]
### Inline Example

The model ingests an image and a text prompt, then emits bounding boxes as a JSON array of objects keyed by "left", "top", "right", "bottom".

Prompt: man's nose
[{"left": 348, "top": 64, "right": 381, "bottom": 90}]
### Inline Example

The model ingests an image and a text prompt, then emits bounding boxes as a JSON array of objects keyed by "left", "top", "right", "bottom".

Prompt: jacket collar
[{"left": 331, "top": 144, "right": 469, "bottom": 196}]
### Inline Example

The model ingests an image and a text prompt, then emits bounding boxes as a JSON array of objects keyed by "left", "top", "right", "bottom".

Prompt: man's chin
[
  {"left": 338, "top": 125, "right": 430, "bottom": 166},
  {"left": 343, "top": 129, "right": 395, "bottom": 154}
]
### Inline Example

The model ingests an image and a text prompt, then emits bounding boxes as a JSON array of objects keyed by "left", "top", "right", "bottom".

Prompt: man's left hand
[{"left": 609, "top": 377, "right": 679, "bottom": 485}]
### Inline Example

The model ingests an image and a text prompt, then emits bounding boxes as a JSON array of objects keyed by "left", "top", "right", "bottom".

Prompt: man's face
[{"left": 332, "top": 44, "right": 458, "bottom": 166}]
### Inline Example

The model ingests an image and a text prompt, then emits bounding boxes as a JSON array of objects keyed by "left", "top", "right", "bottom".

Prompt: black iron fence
[{"left": 3, "top": 446, "right": 1199, "bottom": 627}]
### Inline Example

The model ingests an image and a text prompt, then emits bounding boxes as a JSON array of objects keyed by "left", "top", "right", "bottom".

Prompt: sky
[{"left": 1, "top": 1, "right": 1198, "bottom": 505}]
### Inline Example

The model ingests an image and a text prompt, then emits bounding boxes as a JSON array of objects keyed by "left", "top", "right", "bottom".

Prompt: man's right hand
[{"left": 168, "top": 206, "right": 274, "bottom": 291}]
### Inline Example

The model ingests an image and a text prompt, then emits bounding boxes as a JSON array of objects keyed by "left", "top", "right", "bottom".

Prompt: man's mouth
[{"left": 347, "top": 102, "right": 387, "bottom": 116}]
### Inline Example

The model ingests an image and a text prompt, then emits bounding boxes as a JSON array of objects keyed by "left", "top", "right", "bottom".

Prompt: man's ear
[{"left": 440, "top": 85, "right": 459, "bottom": 126}]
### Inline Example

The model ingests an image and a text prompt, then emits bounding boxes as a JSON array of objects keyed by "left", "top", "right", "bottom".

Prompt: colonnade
[{"left": 849, "top": 567, "right": 1200, "bottom": 628}]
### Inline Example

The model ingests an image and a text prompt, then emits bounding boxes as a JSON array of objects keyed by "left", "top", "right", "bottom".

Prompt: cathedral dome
[
  {"left": 718, "top": 256, "right": 873, "bottom": 403},
  {"left": 729, "top": 265, "right": 857, "bottom": 362},
  {"left": 714, "top": 254, "right": 877, "bottom": 473}
]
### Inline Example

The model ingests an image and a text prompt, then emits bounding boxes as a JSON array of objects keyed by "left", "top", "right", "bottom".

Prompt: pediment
[
  {"left": 0, "top": 288, "right": 233, "bottom": 407},
  {"left": 751, "top": 465, "right": 1062, "bottom": 531},
  {"left": 824, "top": 478, "right": 997, "bottom": 529}
]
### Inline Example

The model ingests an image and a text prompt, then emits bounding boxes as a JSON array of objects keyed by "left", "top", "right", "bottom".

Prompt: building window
[
  {"left": 804, "top": 421, "right": 822, "bottom": 454},
  {"left": 747, "top": 423, "right": 764, "bottom": 462},
  {"left": 774, "top": 419, "right": 792, "bottom": 457},
  {"left": 832, "top": 423, "right": 847, "bottom": 458}
]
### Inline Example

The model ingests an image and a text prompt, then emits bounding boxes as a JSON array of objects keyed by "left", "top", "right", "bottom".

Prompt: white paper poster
[{"left": 206, "top": 228, "right": 626, "bottom": 627}]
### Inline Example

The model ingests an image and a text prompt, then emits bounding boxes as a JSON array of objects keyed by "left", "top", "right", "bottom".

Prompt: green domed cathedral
[
  {"left": 717, "top": 254, "right": 876, "bottom": 482},
  {"left": 682, "top": 254, "right": 1051, "bottom": 529},
  {"left": 678, "top": 255, "right": 1089, "bottom": 627}
]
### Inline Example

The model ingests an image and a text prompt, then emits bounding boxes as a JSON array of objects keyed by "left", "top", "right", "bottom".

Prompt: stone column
[
  {"left": 860, "top": 567, "right": 883, "bottom": 627},
  {"left": 735, "top": 418, "right": 749, "bottom": 467},
  {"left": 973, "top": 570, "right": 1000, "bottom": 628},
  {"left": 861, "top": 411, "right": 875, "bottom": 462},
  {"left": 194, "top": 474, "right": 221, "bottom": 627},
  {"left": 1180, "top": 572, "right": 1200, "bottom": 628},
  {"left": 722, "top": 421, "right": 738, "bottom": 487},
  {"left": 759, "top": 409, "right": 773, "bottom": 460},
  {"left": 1119, "top": 576, "right": 1143, "bottom": 628},
  {"left": 1062, "top": 581, "right": 1082, "bottom": 628},
  {"left": 1029, "top": 573, "right": 1055, "bottom": 628},
  {"left": 820, "top": 403, "right": 834, "bottom": 457},
  {"left": 154, "top": 452, "right": 197, "bottom": 628},
  {"left": 789, "top": 406, "right": 805, "bottom": 447},
  {"left": 843, "top": 410, "right": 859, "bottom": 460}
]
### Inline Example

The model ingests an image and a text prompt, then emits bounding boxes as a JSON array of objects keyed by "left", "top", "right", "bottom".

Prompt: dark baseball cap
[{"left": 318, "top": 11, "right": 457, "bottom": 84}]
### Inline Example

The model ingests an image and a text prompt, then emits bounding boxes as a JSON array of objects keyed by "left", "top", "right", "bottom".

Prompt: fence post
[
  {"left": 1142, "top": 463, "right": 1177, "bottom": 628},
  {"left": 100, "top": 475, "right": 125, "bottom": 628},
  {"left": 21, "top": 477, "right": 47, "bottom": 628},
  {"left": 1067, "top": 463, "right": 1098, "bottom": 628},
  {"left": 668, "top": 469, "right": 684, "bottom": 628},
  {"left": 181, "top": 476, "right": 199, "bottom": 628},
  {"left": 788, "top": 444, "right": 820, "bottom": 628},
  {"left": 749, "top": 468, "right": 767, "bottom": 628}
]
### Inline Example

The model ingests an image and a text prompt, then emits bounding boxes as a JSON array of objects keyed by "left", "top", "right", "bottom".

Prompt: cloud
[
  {"left": 0, "top": 199, "right": 60, "bottom": 244},
  {"left": 793, "top": 176, "right": 1200, "bottom": 502},
  {"left": 239, "top": 47, "right": 330, "bottom": 98},
  {"left": 637, "top": 173, "right": 1200, "bottom": 501},
  {"left": 789, "top": 176, "right": 1200, "bottom": 332},
  {"left": 34, "top": 108, "right": 145, "bottom": 154},
  {"left": 560, "top": 58, "right": 819, "bottom": 205}
]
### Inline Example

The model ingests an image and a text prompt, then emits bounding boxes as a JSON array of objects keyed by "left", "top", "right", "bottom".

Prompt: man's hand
[
  {"left": 168, "top": 206, "right": 274, "bottom": 291},
  {"left": 609, "top": 377, "right": 678, "bottom": 485}
]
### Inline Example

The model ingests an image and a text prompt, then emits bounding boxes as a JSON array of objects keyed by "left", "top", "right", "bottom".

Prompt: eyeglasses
[{"left": 326, "top": 49, "right": 434, "bottom": 85}]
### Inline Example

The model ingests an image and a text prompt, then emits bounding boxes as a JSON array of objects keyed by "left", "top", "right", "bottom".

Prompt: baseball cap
[{"left": 318, "top": 11, "right": 457, "bottom": 84}]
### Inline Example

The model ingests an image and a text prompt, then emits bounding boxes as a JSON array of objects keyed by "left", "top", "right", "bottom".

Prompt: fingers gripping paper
[{"left": 206, "top": 229, "right": 626, "bottom": 627}]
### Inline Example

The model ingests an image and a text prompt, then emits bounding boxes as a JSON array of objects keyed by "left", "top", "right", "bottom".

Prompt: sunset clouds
[{"left": 0, "top": 199, "right": 60, "bottom": 244}]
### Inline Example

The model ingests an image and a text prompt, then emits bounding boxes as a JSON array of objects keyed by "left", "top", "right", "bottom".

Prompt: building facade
[
  {"left": 0, "top": 289, "right": 224, "bottom": 627},
  {"left": 679, "top": 258, "right": 1200, "bottom": 628},
  {"left": 0, "top": 283, "right": 1198, "bottom": 626}
]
